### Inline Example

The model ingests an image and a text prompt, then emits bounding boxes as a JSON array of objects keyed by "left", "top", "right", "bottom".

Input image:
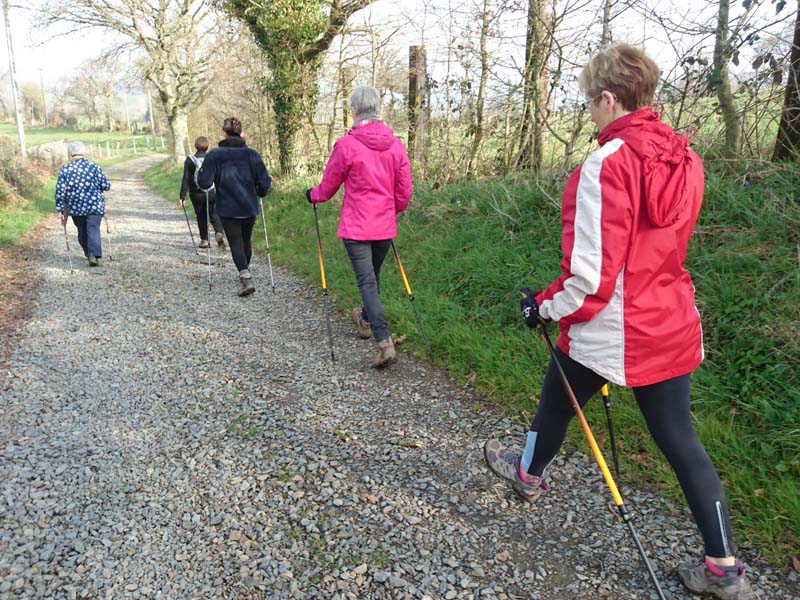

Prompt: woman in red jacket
[
  {"left": 308, "top": 85, "right": 413, "bottom": 368},
  {"left": 484, "top": 44, "right": 755, "bottom": 600}
]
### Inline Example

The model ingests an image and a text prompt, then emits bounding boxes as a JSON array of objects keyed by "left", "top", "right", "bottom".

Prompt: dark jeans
[
  {"left": 220, "top": 216, "right": 256, "bottom": 272},
  {"left": 71, "top": 214, "right": 103, "bottom": 258},
  {"left": 525, "top": 348, "right": 735, "bottom": 558},
  {"left": 343, "top": 239, "right": 392, "bottom": 342},
  {"left": 190, "top": 191, "right": 222, "bottom": 241}
]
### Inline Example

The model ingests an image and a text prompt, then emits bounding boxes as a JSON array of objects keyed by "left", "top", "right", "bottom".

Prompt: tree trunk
[
  {"left": 408, "top": 45, "right": 427, "bottom": 174},
  {"left": 467, "top": 0, "right": 491, "bottom": 178},
  {"left": 601, "top": 0, "right": 612, "bottom": 47},
  {"left": 167, "top": 111, "right": 189, "bottom": 165},
  {"left": 516, "top": 0, "right": 553, "bottom": 172},
  {"left": 773, "top": 0, "right": 800, "bottom": 161},
  {"left": 713, "top": 0, "right": 741, "bottom": 159},
  {"left": 275, "top": 92, "right": 301, "bottom": 175}
]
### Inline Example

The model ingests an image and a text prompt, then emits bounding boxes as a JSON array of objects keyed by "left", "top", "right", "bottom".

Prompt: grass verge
[{"left": 143, "top": 159, "right": 799, "bottom": 566}]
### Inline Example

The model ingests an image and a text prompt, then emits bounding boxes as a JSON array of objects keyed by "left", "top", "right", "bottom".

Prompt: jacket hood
[
  {"left": 348, "top": 121, "right": 397, "bottom": 151},
  {"left": 598, "top": 108, "right": 697, "bottom": 227}
]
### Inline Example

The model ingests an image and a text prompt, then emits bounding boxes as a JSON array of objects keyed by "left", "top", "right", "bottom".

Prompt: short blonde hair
[{"left": 578, "top": 43, "right": 660, "bottom": 111}]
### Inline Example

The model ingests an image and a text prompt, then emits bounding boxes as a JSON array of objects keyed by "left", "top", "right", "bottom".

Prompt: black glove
[
  {"left": 520, "top": 287, "right": 545, "bottom": 329},
  {"left": 305, "top": 188, "right": 313, "bottom": 203}
]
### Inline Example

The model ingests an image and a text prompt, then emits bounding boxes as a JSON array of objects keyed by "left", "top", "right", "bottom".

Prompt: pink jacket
[
  {"left": 536, "top": 108, "right": 705, "bottom": 387},
  {"left": 310, "top": 121, "right": 413, "bottom": 240}
]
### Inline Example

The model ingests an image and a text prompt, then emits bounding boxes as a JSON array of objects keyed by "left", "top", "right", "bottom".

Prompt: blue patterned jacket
[{"left": 55, "top": 158, "right": 111, "bottom": 216}]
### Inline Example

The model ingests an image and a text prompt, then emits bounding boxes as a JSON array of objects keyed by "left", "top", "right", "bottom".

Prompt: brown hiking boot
[
  {"left": 371, "top": 338, "right": 397, "bottom": 368},
  {"left": 351, "top": 307, "right": 372, "bottom": 339},
  {"left": 238, "top": 269, "right": 255, "bottom": 297},
  {"left": 215, "top": 232, "right": 226, "bottom": 250},
  {"left": 199, "top": 239, "right": 210, "bottom": 249}
]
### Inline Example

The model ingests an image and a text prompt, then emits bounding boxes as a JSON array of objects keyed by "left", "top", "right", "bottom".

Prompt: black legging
[
  {"left": 190, "top": 191, "right": 222, "bottom": 241},
  {"left": 220, "top": 216, "right": 256, "bottom": 272},
  {"left": 527, "top": 348, "right": 734, "bottom": 558}
]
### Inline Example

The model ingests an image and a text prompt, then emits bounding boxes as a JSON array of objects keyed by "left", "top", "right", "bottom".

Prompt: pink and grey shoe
[
  {"left": 483, "top": 439, "right": 548, "bottom": 502},
  {"left": 677, "top": 558, "right": 758, "bottom": 600}
]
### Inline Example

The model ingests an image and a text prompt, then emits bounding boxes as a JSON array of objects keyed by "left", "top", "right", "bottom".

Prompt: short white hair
[
  {"left": 350, "top": 86, "right": 381, "bottom": 117},
  {"left": 67, "top": 141, "right": 86, "bottom": 157}
]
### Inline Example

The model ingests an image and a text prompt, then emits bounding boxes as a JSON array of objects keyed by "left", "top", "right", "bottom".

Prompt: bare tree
[
  {"left": 516, "top": 0, "right": 555, "bottom": 172},
  {"left": 712, "top": 0, "right": 742, "bottom": 159},
  {"left": 466, "top": 0, "right": 492, "bottom": 177},
  {"left": 38, "top": 0, "right": 215, "bottom": 162}
]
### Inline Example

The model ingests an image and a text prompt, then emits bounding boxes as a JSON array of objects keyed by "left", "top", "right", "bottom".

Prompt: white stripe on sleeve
[{"left": 539, "top": 138, "right": 625, "bottom": 322}]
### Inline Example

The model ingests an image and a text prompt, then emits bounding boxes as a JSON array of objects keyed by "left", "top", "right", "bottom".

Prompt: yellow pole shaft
[
  {"left": 394, "top": 247, "right": 413, "bottom": 296},
  {"left": 316, "top": 241, "right": 327, "bottom": 290}
]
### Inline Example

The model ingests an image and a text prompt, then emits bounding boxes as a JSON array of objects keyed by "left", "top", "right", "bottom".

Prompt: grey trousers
[{"left": 343, "top": 239, "right": 392, "bottom": 342}]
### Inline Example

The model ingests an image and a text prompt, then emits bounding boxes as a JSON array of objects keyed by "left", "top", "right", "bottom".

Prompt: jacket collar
[{"left": 219, "top": 136, "right": 247, "bottom": 148}]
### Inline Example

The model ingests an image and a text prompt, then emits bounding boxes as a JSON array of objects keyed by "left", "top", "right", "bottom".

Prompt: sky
[
  {"left": 0, "top": 0, "right": 786, "bottom": 91},
  {"left": 0, "top": 2, "right": 110, "bottom": 86}
]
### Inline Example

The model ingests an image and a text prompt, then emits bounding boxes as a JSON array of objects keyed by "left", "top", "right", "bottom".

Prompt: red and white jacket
[{"left": 536, "top": 108, "right": 705, "bottom": 387}]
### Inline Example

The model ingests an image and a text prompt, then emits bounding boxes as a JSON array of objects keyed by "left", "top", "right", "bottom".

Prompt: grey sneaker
[
  {"left": 351, "top": 307, "right": 372, "bottom": 339},
  {"left": 678, "top": 559, "right": 757, "bottom": 600},
  {"left": 483, "top": 439, "right": 548, "bottom": 502},
  {"left": 88, "top": 255, "right": 100, "bottom": 267}
]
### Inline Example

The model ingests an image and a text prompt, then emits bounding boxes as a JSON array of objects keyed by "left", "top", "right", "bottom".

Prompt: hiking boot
[
  {"left": 351, "top": 307, "right": 372, "bottom": 339},
  {"left": 215, "top": 232, "right": 225, "bottom": 250},
  {"left": 371, "top": 338, "right": 397, "bottom": 368},
  {"left": 483, "top": 439, "right": 549, "bottom": 502},
  {"left": 678, "top": 558, "right": 757, "bottom": 600},
  {"left": 238, "top": 270, "right": 255, "bottom": 297},
  {"left": 199, "top": 239, "right": 210, "bottom": 249},
  {"left": 88, "top": 256, "right": 100, "bottom": 267}
]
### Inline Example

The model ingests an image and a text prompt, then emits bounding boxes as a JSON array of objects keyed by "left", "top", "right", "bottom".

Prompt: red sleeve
[
  {"left": 537, "top": 140, "right": 633, "bottom": 325},
  {"left": 311, "top": 140, "right": 349, "bottom": 202},
  {"left": 394, "top": 141, "right": 413, "bottom": 213}
]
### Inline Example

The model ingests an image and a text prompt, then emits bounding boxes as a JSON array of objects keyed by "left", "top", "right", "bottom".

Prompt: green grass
[
  {"left": 0, "top": 123, "right": 163, "bottom": 149},
  {"left": 143, "top": 159, "right": 799, "bottom": 565},
  {"left": 0, "top": 179, "right": 56, "bottom": 248}
]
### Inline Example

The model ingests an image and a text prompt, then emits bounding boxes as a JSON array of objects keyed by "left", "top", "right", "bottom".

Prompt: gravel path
[{"left": 1, "top": 156, "right": 797, "bottom": 600}]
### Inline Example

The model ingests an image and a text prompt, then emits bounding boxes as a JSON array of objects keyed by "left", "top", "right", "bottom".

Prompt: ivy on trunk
[{"left": 225, "top": 0, "right": 375, "bottom": 175}]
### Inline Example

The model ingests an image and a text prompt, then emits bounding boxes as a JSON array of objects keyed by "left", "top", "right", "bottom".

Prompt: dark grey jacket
[{"left": 196, "top": 137, "right": 271, "bottom": 218}]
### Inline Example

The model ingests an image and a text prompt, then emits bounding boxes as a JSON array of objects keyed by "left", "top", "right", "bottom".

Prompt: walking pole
[
  {"left": 205, "top": 190, "right": 212, "bottom": 291},
  {"left": 180, "top": 201, "right": 198, "bottom": 253},
  {"left": 601, "top": 384, "right": 621, "bottom": 482},
  {"left": 391, "top": 240, "right": 433, "bottom": 359},
  {"left": 61, "top": 215, "right": 74, "bottom": 274},
  {"left": 312, "top": 203, "right": 335, "bottom": 361},
  {"left": 103, "top": 211, "right": 113, "bottom": 261},
  {"left": 534, "top": 317, "right": 667, "bottom": 600},
  {"left": 259, "top": 198, "right": 275, "bottom": 293}
]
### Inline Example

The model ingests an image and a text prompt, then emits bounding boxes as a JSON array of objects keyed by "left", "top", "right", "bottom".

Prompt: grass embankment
[
  {"left": 0, "top": 180, "right": 56, "bottom": 248},
  {"left": 144, "top": 159, "right": 799, "bottom": 566}
]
